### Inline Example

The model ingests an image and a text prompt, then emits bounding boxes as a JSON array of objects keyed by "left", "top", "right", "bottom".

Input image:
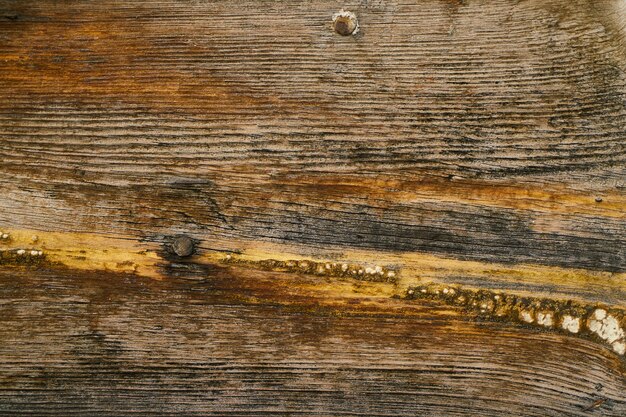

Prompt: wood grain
[
  {"left": 0, "top": 0, "right": 625, "bottom": 414},
  {"left": 0, "top": 0, "right": 624, "bottom": 272},
  {"left": 0, "top": 267, "right": 624, "bottom": 417}
]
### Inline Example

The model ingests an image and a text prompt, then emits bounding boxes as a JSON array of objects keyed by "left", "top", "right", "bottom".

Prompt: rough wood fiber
[
  {"left": 0, "top": 0, "right": 624, "bottom": 272},
  {"left": 0, "top": 267, "right": 624, "bottom": 417},
  {"left": 0, "top": 0, "right": 625, "bottom": 415}
]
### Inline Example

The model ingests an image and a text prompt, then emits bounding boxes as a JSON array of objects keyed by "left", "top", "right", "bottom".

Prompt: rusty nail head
[
  {"left": 171, "top": 235, "right": 195, "bottom": 257},
  {"left": 333, "top": 10, "right": 359, "bottom": 36}
]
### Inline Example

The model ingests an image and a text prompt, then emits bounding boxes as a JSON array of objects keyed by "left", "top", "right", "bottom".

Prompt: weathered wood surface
[
  {"left": 0, "top": 0, "right": 625, "bottom": 415},
  {"left": 0, "top": 267, "right": 624, "bottom": 416},
  {"left": 1, "top": 0, "right": 625, "bottom": 273}
]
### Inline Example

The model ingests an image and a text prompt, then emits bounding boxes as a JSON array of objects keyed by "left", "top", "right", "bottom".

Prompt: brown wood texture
[
  {"left": 0, "top": 0, "right": 625, "bottom": 415},
  {"left": 0, "top": 266, "right": 625, "bottom": 416}
]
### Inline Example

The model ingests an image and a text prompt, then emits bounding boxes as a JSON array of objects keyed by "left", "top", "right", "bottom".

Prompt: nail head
[
  {"left": 333, "top": 10, "right": 359, "bottom": 36},
  {"left": 171, "top": 235, "right": 195, "bottom": 257}
]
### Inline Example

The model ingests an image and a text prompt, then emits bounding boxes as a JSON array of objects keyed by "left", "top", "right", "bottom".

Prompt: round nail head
[
  {"left": 333, "top": 10, "right": 359, "bottom": 36},
  {"left": 171, "top": 235, "right": 195, "bottom": 257}
]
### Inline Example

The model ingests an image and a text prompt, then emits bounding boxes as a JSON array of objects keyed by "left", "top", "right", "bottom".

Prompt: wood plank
[
  {"left": 0, "top": 267, "right": 624, "bottom": 416},
  {"left": 0, "top": 0, "right": 624, "bottom": 414},
  {"left": 0, "top": 0, "right": 624, "bottom": 273}
]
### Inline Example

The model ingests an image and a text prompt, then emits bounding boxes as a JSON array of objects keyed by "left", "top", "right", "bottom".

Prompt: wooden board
[
  {"left": 0, "top": 267, "right": 624, "bottom": 416},
  {"left": 0, "top": 0, "right": 625, "bottom": 415}
]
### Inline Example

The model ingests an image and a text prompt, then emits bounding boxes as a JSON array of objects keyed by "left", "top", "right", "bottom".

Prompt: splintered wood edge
[{"left": 0, "top": 227, "right": 624, "bottom": 359}]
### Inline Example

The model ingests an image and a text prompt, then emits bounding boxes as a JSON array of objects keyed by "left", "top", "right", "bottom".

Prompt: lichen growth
[
  {"left": 405, "top": 282, "right": 626, "bottom": 356},
  {"left": 0, "top": 249, "right": 48, "bottom": 267},
  {"left": 221, "top": 255, "right": 398, "bottom": 283}
]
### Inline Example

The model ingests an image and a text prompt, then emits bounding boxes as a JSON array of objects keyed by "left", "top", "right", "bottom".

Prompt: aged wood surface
[
  {"left": 0, "top": 266, "right": 625, "bottom": 416},
  {"left": 0, "top": 0, "right": 625, "bottom": 415},
  {"left": 1, "top": 0, "right": 625, "bottom": 273}
]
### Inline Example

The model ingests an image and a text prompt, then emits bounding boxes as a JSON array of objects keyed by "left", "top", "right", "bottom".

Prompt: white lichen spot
[
  {"left": 537, "top": 312, "right": 553, "bottom": 327},
  {"left": 374, "top": 265, "right": 383, "bottom": 274},
  {"left": 588, "top": 313, "right": 625, "bottom": 344},
  {"left": 1, "top": 233, "right": 9, "bottom": 239},
  {"left": 520, "top": 310, "right": 534, "bottom": 323},
  {"left": 480, "top": 302, "right": 494, "bottom": 314},
  {"left": 358, "top": 269, "right": 364, "bottom": 275},
  {"left": 30, "top": 250, "right": 38, "bottom": 256},
  {"left": 16, "top": 249, "right": 25, "bottom": 255},
  {"left": 325, "top": 263, "right": 331, "bottom": 270},
  {"left": 593, "top": 308, "right": 607, "bottom": 321},
  {"left": 225, "top": 254, "right": 232, "bottom": 260},
  {"left": 612, "top": 340, "right": 625, "bottom": 355},
  {"left": 407, "top": 289, "right": 414, "bottom": 295},
  {"left": 341, "top": 264, "right": 348, "bottom": 271},
  {"left": 443, "top": 288, "right": 449, "bottom": 294},
  {"left": 365, "top": 267, "right": 374, "bottom": 275},
  {"left": 37, "top": 251, "right": 43, "bottom": 256},
  {"left": 448, "top": 288, "right": 456, "bottom": 295},
  {"left": 387, "top": 271, "right": 396, "bottom": 278},
  {"left": 420, "top": 289, "right": 427, "bottom": 294},
  {"left": 494, "top": 295, "right": 501, "bottom": 301},
  {"left": 561, "top": 315, "right": 580, "bottom": 334}
]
